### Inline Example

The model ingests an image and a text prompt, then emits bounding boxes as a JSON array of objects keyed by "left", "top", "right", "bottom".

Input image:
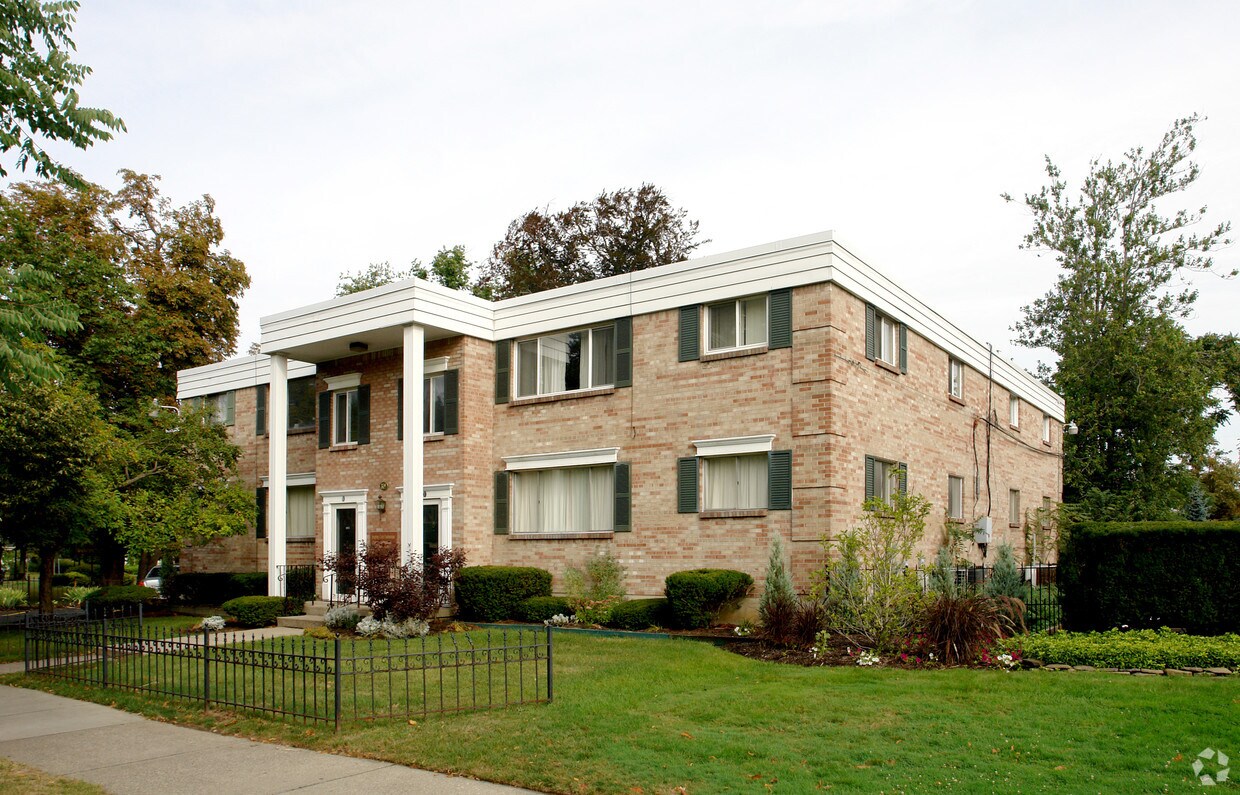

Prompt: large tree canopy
[
  {"left": 478, "top": 183, "right": 705, "bottom": 299},
  {"left": 1006, "top": 115, "right": 1234, "bottom": 519},
  {"left": 336, "top": 246, "right": 478, "bottom": 297},
  {"left": 0, "top": 0, "right": 124, "bottom": 184}
]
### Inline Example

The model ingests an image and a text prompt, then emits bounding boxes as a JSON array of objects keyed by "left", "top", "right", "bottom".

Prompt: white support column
[
  {"left": 267, "top": 354, "right": 289, "bottom": 596},
  {"left": 402, "top": 325, "right": 424, "bottom": 567}
]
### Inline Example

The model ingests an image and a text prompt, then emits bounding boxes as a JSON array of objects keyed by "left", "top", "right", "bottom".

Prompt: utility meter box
[{"left": 973, "top": 516, "right": 993, "bottom": 545}]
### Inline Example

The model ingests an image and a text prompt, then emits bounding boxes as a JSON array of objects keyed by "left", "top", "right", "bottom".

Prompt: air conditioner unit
[{"left": 973, "top": 516, "right": 993, "bottom": 545}]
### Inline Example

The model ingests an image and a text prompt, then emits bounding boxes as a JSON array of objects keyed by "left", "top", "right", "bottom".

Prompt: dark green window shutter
[
  {"left": 769, "top": 289, "right": 792, "bottom": 349},
  {"left": 396, "top": 378, "right": 403, "bottom": 441},
  {"left": 255, "top": 487, "right": 267, "bottom": 539},
  {"left": 865, "top": 305, "right": 877, "bottom": 361},
  {"left": 356, "top": 384, "right": 371, "bottom": 445},
  {"left": 494, "top": 471, "right": 509, "bottom": 534},
  {"left": 318, "top": 392, "right": 331, "bottom": 448},
  {"left": 223, "top": 390, "right": 236, "bottom": 426},
  {"left": 443, "top": 369, "right": 459, "bottom": 435},
  {"left": 614, "top": 462, "right": 631, "bottom": 531},
  {"left": 899, "top": 324, "right": 908, "bottom": 374},
  {"left": 898, "top": 461, "right": 908, "bottom": 494},
  {"left": 678, "top": 306, "right": 700, "bottom": 362},
  {"left": 614, "top": 317, "right": 633, "bottom": 387},
  {"left": 495, "top": 339, "right": 510, "bottom": 404},
  {"left": 677, "top": 457, "right": 699, "bottom": 513},
  {"left": 768, "top": 450, "right": 792, "bottom": 510},
  {"left": 255, "top": 384, "right": 267, "bottom": 436},
  {"left": 864, "top": 455, "right": 876, "bottom": 501}
]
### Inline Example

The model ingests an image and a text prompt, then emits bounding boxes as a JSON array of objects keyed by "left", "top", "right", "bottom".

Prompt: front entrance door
[{"left": 335, "top": 506, "right": 357, "bottom": 595}]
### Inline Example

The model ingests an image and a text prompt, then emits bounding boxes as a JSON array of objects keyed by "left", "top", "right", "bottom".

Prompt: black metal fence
[
  {"left": 25, "top": 615, "right": 552, "bottom": 729},
  {"left": 918, "top": 564, "right": 1061, "bottom": 631}
]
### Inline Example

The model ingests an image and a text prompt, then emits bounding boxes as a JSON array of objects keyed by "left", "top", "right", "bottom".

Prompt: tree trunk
[
  {"left": 95, "top": 532, "right": 127, "bottom": 585},
  {"left": 38, "top": 546, "right": 57, "bottom": 614}
]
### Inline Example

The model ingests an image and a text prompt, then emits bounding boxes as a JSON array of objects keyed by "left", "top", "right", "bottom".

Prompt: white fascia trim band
[
  {"left": 504, "top": 447, "right": 620, "bottom": 471},
  {"left": 320, "top": 488, "right": 368, "bottom": 504},
  {"left": 424, "top": 357, "right": 449, "bottom": 375},
  {"left": 260, "top": 472, "right": 316, "bottom": 488},
  {"left": 693, "top": 434, "right": 776, "bottom": 457},
  {"left": 324, "top": 373, "right": 360, "bottom": 391},
  {"left": 395, "top": 483, "right": 454, "bottom": 504}
]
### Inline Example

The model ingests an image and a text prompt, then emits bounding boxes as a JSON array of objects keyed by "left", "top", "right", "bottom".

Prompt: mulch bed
[{"left": 726, "top": 632, "right": 945, "bottom": 669}]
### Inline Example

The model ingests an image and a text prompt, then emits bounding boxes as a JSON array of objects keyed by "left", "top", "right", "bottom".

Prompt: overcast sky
[{"left": 19, "top": 0, "right": 1240, "bottom": 454}]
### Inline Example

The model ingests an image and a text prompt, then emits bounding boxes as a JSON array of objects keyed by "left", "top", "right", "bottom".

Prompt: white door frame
[
  {"left": 320, "top": 488, "right": 368, "bottom": 562},
  {"left": 398, "top": 483, "right": 453, "bottom": 565}
]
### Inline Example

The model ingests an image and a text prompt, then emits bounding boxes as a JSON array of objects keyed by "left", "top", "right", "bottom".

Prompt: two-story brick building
[{"left": 177, "top": 231, "right": 1064, "bottom": 599}]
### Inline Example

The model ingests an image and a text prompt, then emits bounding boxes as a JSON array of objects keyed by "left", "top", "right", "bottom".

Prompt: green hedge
[
  {"left": 1006, "top": 629, "right": 1240, "bottom": 669},
  {"left": 221, "top": 595, "right": 293, "bottom": 627},
  {"left": 607, "top": 598, "right": 670, "bottom": 631},
  {"left": 664, "top": 569, "right": 753, "bottom": 629},
  {"left": 1060, "top": 521, "right": 1240, "bottom": 634},
  {"left": 515, "top": 596, "right": 573, "bottom": 623},
  {"left": 86, "top": 585, "right": 157, "bottom": 615},
  {"left": 454, "top": 566, "right": 551, "bottom": 621},
  {"left": 165, "top": 572, "right": 267, "bottom": 605}
]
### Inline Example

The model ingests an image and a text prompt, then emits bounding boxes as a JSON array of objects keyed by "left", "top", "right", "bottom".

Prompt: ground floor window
[
  {"left": 702, "top": 454, "right": 768, "bottom": 510},
  {"left": 512, "top": 466, "right": 614, "bottom": 533},
  {"left": 287, "top": 485, "right": 315, "bottom": 538}
]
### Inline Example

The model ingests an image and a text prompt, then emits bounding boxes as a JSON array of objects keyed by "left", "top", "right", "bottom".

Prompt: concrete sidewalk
[{"left": 0, "top": 686, "right": 538, "bottom": 794}]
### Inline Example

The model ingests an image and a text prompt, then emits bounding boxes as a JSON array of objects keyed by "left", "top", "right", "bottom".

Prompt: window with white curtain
[
  {"left": 947, "top": 476, "right": 964, "bottom": 520},
  {"left": 706, "top": 295, "right": 767, "bottom": 352},
  {"left": 515, "top": 325, "right": 615, "bottom": 398},
  {"left": 287, "top": 486, "right": 315, "bottom": 538},
  {"left": 948, "top": 359, "right": 963, "bottom": 399},
  {"left": 424, "top": 373, "right": 445, "bottom": 434},
  {"left": 511, "top": 465, "right": 614, "bottom": 533},
  {"left": 702, "top": 454, "right": 768, "bottom": 510}
]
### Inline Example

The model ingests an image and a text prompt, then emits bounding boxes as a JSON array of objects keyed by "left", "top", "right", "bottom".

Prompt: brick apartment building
[{"left": 177, "top": 231, "right": 1064, "bottom": 599}]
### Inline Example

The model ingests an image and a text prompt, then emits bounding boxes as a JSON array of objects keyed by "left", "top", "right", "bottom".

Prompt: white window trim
[
  {"left": 1009, "top": 395, "right": 1020, "bottom": 427},
  {"left": 424, "top": 357, "right": 449, "bottom": 375},
  {"left": 1009, "top": 489, "right": 1021, "bottom": 526},
  {"left": 424, "top": 372, "right": 446, "bottom": 435},
  {"left": 704, "top": 294, "right": 768, "bottom": 354},
  {"left": 693, "top": 434, "right": 775, "bottom": 458},
  {"left": 1042, "top": 414, "right": 1052, "bottom": 443},
  {"left": 504, "top": 447, "right": 620, "bottom": 471},
  {"left": 514, "top": 325, "right": 615, "bottom": 399},
  {"left": 947, "top": 475, "right": 964, "bottom": 520},
  {"left": 333, "top": 387, "right": 359, "bottom": 444},
  {"left": 324, "top": 373, "right": 361, "bottom": 391},
  {"left": 949, "top": 359, "right": 963, "bottom": 398},
  {"left": 260, "top": 472, "right": 316, "bottom": 488},
  {"left": 877, "top": 315, "right": 898, "bottom": 366}
]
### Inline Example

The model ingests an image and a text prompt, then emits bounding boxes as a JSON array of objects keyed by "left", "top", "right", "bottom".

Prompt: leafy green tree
[
  {"left": 1006, "top": 115, "right": 1233, "bottom": 518},
  {"left": 478, "top": 183, "right": 705, "bottom": 299},
  {"left": 337, "top": 246, "right": 483, "bottom": 297},
  {"left": 1199, "top": 455, "right": 1240, "bottom": 520},
  {"left": 0, "top": 0, "right": 124, "bottom": 185},
  {"left": 336, "top": 261, "right": 420, "bottom": 296}
]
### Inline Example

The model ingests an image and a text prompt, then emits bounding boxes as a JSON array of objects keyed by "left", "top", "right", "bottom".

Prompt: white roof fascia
[{"left": 176, "top": 355, "right": 315, "bottom": 400}]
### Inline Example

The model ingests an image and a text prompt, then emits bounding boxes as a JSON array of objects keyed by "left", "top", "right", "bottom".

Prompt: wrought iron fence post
[
  {"left": 23, "top": 608, "right": 30, "bottom": 674},
  {"left": 202, "top": 625, "right": 210, "bottom": 711},
  {"left": 546, "top": 624, "right": 553, "bottom": 702},
  {"left": 333, "top": 636, "right": 342, "bottom": 731},
  {"left": 139, "top": 600, "right": 144, "bottom": 627},
  {"left": 101, "top": 613, "right": 108, "bottom": 688}
]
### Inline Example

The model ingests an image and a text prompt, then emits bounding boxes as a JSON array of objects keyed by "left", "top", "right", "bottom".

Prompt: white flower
[
  {"left": 544, "top": 613, "right": 577, "bottom": 626},
  {"left": 202, "top": 615, "right": 226, "bottom": 631},
  {"left": 356, "top": 616, "right": 382, "bottom": 636},
  {"left": 856, "top": 650, "right": 880, "bottom": 666}
]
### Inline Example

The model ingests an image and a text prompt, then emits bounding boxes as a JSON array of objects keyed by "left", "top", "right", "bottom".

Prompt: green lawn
[
  {"left": 7, "top": 632, "right": 1239, "bottom": 793},
  {"left": 0, "top": 615, "right": 199, "bottom": 664},
  {"left": 0, "top": 759, "right": 106, "bottom": 795}
]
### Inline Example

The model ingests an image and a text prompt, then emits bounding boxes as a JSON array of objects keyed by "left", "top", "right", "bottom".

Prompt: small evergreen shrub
[
  {"left": 664, "top": 569, "right": 753, "bottom": 629},
  {"left": 984, "top": 543, "right": 1025, "bottom": 600},
  {"left": 927, "top": 546, "right": 961, "bottom": 598},
  {"left": 607, "top": 598, "right": 670, "bottom": 631},
  {"left": 1006, "top": 628, "right": 1240, "bottom": 669},
  {"left": 516, "top": 596, "right": 573, "bottom": 623},
  {"left": 759, "top": 533, "right": 798, "bottom": 646},
  {"left": 454, "top": 566, "right": 552, "bottom": 621},
  {"left": 221, "top": 595, "right": 291, "bottom": 627},
  {"left": 324, "top": 604, "right": 362, "bottom": 631}
]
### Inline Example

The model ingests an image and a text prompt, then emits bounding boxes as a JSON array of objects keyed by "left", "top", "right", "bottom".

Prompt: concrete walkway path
[{"left": 0, "top": 686, "right": 539, "bottom": 794}]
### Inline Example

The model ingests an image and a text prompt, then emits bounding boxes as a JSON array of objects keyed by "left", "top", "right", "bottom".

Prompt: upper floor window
[
  {"left": 948, "top": 359, "right": 963, "bottom": 399},
  {"left": 288, "top": 376, "right": 316, "bottom": 430},
  {"left": 424, "top": 373, "right": 446, "bottom": 434},
  {"left": 864, "top": 455, "right": 906, "bottom": 506},
  {"left": 516, "top": 325, "right": 615, "bottom": 398},
  {"left": 1009, "top": 395, "right": 1020, "bottom": 428},
  {"left": 705, "top": 295, "right": 767, "bottom": 353},
  {"left": 334, "top": 388, "right": 360, "bottom": 444},
  {"left": 185, "top": 391, "right": 235, "bottom": 426},
  {"left": 318, "top": 374, "right": 369, "bottom": 449},
  {"left": 864, "top": 304, "right": 907, "bottom": 372},
  {"left": 1042, "top": 414, "right": 1052, "bottom": 444}
]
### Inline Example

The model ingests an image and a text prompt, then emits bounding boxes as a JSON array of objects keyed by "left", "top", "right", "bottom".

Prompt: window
[
  {"left": 1009, "top": 489, "right": 1021, "bottom": 526},
  {"left": 1042, "top": 496, "right": 1053, "bottom": 529},
  {"left": 287, "top": 485, "right": 315, "bottom": 539},
  {"left": 515, "top": 325, "right": 615, "bottom": 398},
  {"left": 424, "top": 373, "right": 445, "bottom": 434},
  {"left": 878, "top": 316, "right": 899, "bottom": 366},
  {"left": 865, "top": 456, "right": 906, "bottom": 505},
  {"left": 511, "top": 466, "right": 615, "bottom": 533},
  {"left": 948, "top": 359, "right": 963, "bottom": 399},
  {"left": 288, "top": 377, "right": 316, "bottom": 430},
  {"left": 864, "top": 304, "right": 907, "bottom": 372},
  {"left": 1009, "top": 396, "right": 1020, "bottom": 427},
  {"left": 948, "top": 476, "right": 964, "bottom": 520},
  {"left": 1042, "top": 414, "right": 1051, "bottom": 444},
  {"left": 186, "top": 391, "right": 235, "bottom": 425},
  {"left": 705, "top": 295, "right": 768, "bottom": 352},
  {"left": 334, "top": 388, "right": 359, "bottom": 444},
  {"left": 702, "top": 454, "right": 769, "bottom": 510}
]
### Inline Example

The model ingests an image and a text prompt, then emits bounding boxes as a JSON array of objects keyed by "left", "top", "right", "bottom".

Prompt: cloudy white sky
[{"left": 22, "top": 0, "right": 1240, "bottom": 453}]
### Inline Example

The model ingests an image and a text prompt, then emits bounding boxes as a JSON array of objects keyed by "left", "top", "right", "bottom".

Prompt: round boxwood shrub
[
  {"left": 454, "top": 566, "right": 551, "bottom": 621},
  {"left": 89, "top": 585, "right": 158, "bottom": 608},
  {"left": 516, "top": 596, "right": 573, "bottom": 623},
  {"left": 664, "top": 569, "right": 754, "bottom": 629},
  {"left": 607, "top": 598, "right": 670, "bottom": 631},
  {"left": 221, "top": 595, "right": 292, "bottom": 627}
]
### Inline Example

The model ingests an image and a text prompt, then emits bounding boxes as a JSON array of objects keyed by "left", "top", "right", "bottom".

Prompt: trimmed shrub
[
  {"left": 607, "top": 598, "right": 669, "bottom": 631},
  {"left": 1060, "top": 521, "right": 1240, "bottom": 633},
  {"left": 664, "top": 569, "right": 753, "bottom": 629},
  {"left": 516, "top": 596, "right": 573, "bottom": 623},
  {"left": 1005, "top": 628, "right": 1240, "bottom": 669},
  {"left": 89, "top": 585, "right": 158, "bottom": 609},
  {"left": 222, "top": 595, "right": 292, "bottom": 627},
  {"left": 454, "top": 566, "right": 551, "bottom": 621},
  {"left": 166, "top": 572, "right": 267, "bottom": 605}
]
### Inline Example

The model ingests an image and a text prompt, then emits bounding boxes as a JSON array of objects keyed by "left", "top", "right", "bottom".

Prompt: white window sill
[
  {"left": 510, "top": 386, "right": 615, "bottom": 406},
  {"left": 701, "top": 344, "right": 768, "bottom": 362},
  {"left": 700, "top": 509, "right": 767, "bottom": 519},
  {"left": 329, "top": 442, "right": 359, "bottom": 452},
  {"left": 424, "top": 432, "right": 446, "bottom": 443},
  {"left": 874, "top": 358, "right": 900, "bottom": 374},
  {"left": 507, "top": 531, "right": 615, "bottom": 541}
]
